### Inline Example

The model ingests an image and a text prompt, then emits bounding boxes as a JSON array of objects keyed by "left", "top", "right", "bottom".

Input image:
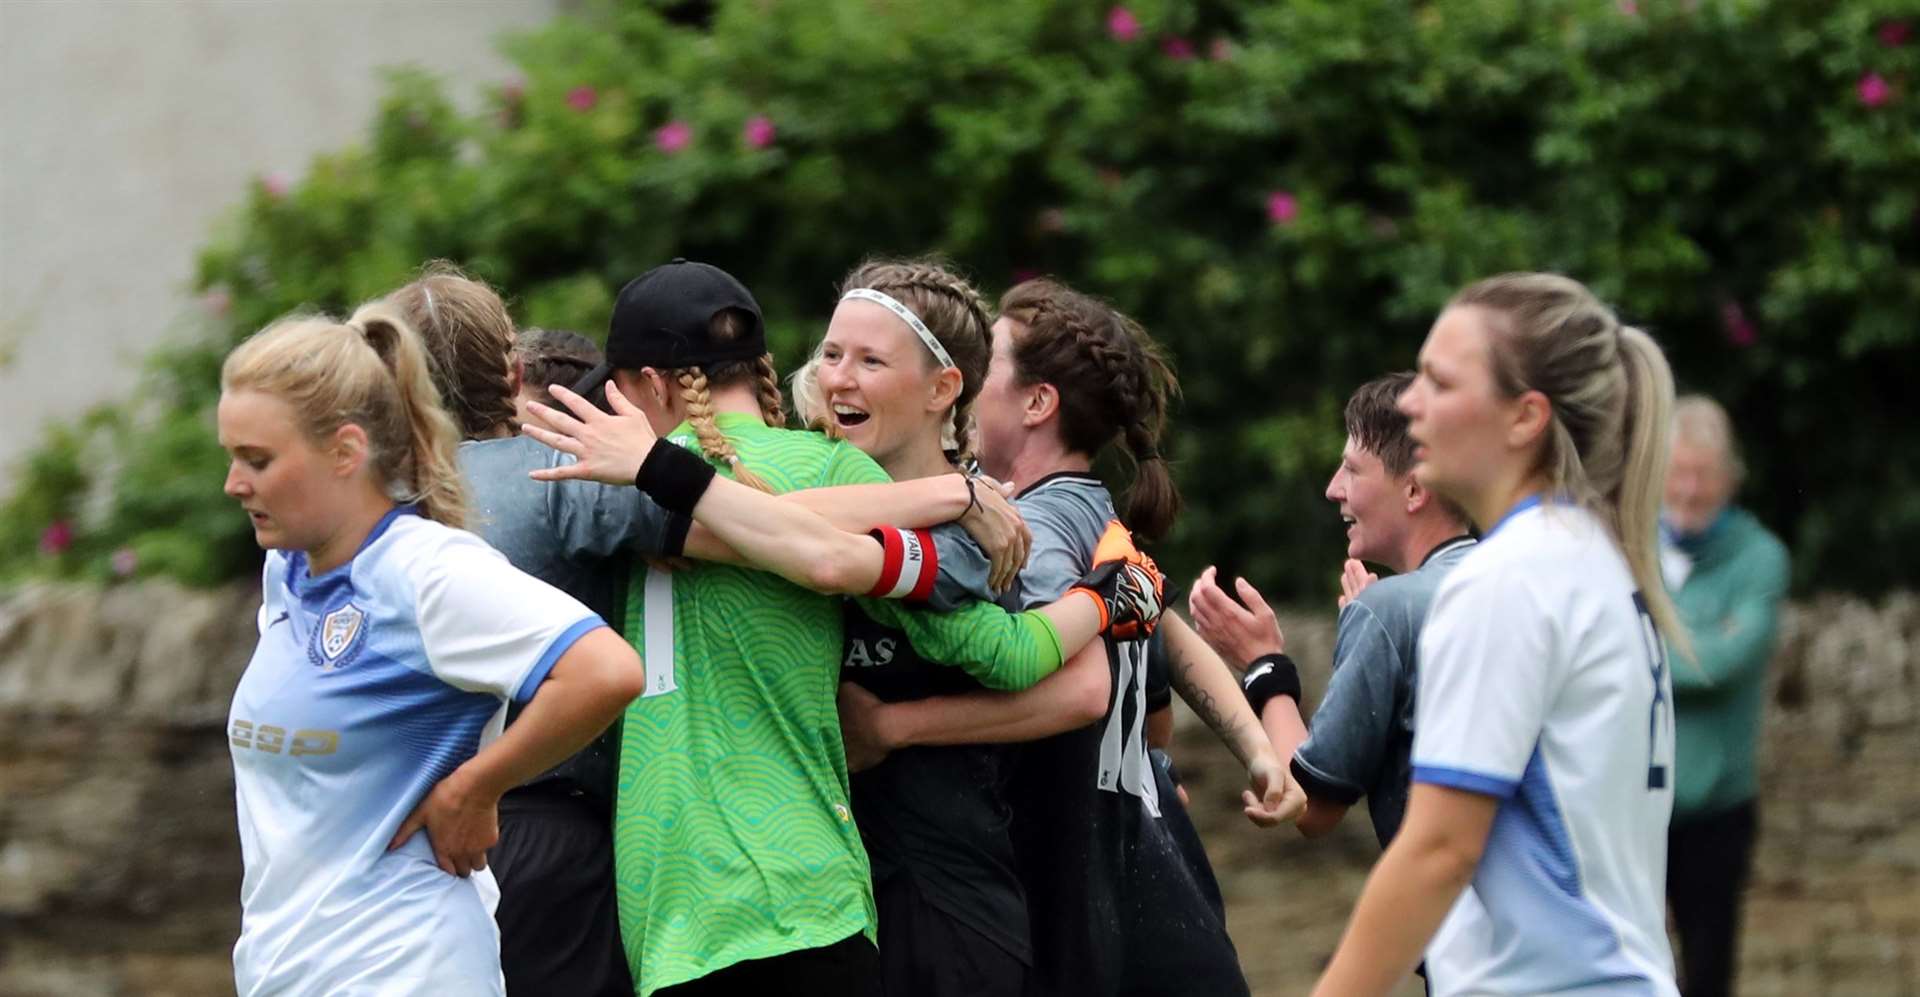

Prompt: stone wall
[{"left": 0, "top": 582, "right": 1913, "bottom": 995}]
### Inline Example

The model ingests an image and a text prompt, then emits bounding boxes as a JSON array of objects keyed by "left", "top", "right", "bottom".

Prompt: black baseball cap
[{"left": 571, "top": 259, "right": 766, "bottom": 404}]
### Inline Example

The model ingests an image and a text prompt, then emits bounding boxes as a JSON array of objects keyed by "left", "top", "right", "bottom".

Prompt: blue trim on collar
[
  {"left": 1483, "top": 494, "right": 1544, "bottom": 539},
  {"left": 290, "top": 504, "right": 421, "bottom": 593}
]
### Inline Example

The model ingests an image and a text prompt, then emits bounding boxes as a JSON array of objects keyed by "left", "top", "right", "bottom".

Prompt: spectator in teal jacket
[{"left": 1659, "top": 394, "right": 1789, "bottom": 997}]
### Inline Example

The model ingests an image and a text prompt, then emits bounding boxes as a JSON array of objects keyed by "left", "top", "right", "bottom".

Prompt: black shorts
[
  {"left": 875, "top": 873, "right": 1027, "bottom": 997},
  {"left": 489, "top": 789, "right": 633, "bottom": 997},
  {"left": 653, "top": 931, "right": 881, "bottom": 997}
]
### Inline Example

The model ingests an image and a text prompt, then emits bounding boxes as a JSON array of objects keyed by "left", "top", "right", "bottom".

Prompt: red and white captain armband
[
  {"left": 866, "top": 527, "right": 939, "bottom": 602},
  {"left": 867, "top": 530, "right": 940, "bottom": 599}
]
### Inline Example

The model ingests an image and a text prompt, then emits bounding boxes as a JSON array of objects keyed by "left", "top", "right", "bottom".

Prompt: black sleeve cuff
[{"left": 1290, "top": 756, "right": 1365, "bottom": 806}]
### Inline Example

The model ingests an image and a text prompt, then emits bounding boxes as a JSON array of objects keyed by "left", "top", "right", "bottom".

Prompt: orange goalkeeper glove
[{"left": 1069, "top": 520, "right": 1166, "bottom": 640}]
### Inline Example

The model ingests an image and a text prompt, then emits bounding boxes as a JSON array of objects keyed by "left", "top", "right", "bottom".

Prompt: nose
[
  {"left": 1325, "top": 466, "right": 1345, "bottom": 503},
  {"left": 1398, "top": 380, "right": 1425, "bottom": 419},
  {"left": 816, "top": 355, "right": 853, "bottom": 393},
  {"left": 224, "top": 461, "right": 249, "bottom": 499}
]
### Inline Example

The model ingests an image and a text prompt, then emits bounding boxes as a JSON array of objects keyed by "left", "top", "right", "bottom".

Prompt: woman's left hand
[
  {"left": 522, "top": 381, "right": 660, "bottom": 486},
  {"left": 1242, "top": 751, "right": 1307, "bottom": 828},
  {"left": 388, "top": 767, "right": 501, "bottom": 878},
  {"left": 958, "top": 475, "right": 1032, "bottom": 593}
]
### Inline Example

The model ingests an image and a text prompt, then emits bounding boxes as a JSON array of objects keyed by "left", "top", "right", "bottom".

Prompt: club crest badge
[{"left": 310, "top": 603, "right": 368, "bottom": 670}]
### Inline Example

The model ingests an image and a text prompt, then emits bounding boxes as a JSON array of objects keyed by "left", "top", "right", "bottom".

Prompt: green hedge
[{"left": 5, "top": 0, "right": 1915, "bottom": 598}]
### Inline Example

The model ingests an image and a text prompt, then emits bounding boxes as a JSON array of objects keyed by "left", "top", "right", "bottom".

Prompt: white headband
[{"left": 841, "top": 288, "right": 956, "bottom": 370}]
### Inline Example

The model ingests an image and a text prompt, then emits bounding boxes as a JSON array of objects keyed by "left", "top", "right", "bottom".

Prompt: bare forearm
[
  {"left": 1313, "top": 836, "right": 1475, "bottom": 995},
  {"left": 889, "top": 644, "right": 1110, "bottom": 747},
  {"left": 1164, "top": 613, "right": 1268, "bottom": 767},
  {"left": 1036, "top": 590, "right": 1103, "bottom": 656},
  {"left": 453, "top": 632, "right": 640, "bottom": 799},
  {"left": 689, "top": 475, "right": 880, "bottom": 593},
  {"left": 1313, "top": 785, "right": 1493, "bottom": 996},
  {"left": 786, "top": 475, "right": 969, "bottom": 533},
  {"left": 1260, "top": 697, "right": 1310, "bottom": 762}
]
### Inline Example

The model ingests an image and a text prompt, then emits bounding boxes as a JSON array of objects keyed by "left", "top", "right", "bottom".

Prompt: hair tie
[{"left": 841, "top": 288, "right": 956, "bottom": 370}]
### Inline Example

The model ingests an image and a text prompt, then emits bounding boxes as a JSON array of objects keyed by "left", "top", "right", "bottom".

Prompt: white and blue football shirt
[
  {"left": 228, "top": 506, "right": 605, "bottom": 996},
  {"left": 1412, "top": 498, "right": 1678, "bottom": 997}
]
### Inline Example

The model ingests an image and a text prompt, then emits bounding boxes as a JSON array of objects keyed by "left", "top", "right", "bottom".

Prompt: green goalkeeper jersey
[{"left": 614, "top": 412, "right": 1065, "bottom": 994}]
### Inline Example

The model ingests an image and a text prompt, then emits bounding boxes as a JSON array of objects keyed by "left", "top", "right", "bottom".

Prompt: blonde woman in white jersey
[{"left": 1313, "top": 272, "right": 1686, "bottom": 997}]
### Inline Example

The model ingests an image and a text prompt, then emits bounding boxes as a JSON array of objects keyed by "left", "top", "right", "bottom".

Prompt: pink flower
[
  {"left": 202, "top": 287, "right": 232, "bottom": 317},
  {"left": 742, "top": 115, "right": 776, "bottom": 149},
  {"left": 1266, "top": 190, "right": 1300, "bottom": 226},
  {"left": 1858, "top": 73, "right": 1892, "bottom": 108},
  {"left": 1720, "top": 301, "right": 1757, "bottom": 347},
  {"left": 1208, "top": 38, "right": 1234, "bottom": 62},
  {"left": 259, "top": 172, "right": 291, "bottom": 200},
  {"left": 655, "top": 121, "right": 693, "bottom": 153},
  {"left": 566, "top": 86, "right": 598, "bottom": 112},
  {"left": 1617, "top": 0, "right": 1639, "bottom": 15},
  {"left": 39, "top": 521, "right": 73, "bottom": 556},
  {"left": 1107, "top": 7, "right": 1140, "bottom": 42},
  {"left": 1878, "top": 20, "right": 1911, "bottom": 48},
  {"left": 111, "top": 547, "right": 138, "bottom": 578},
  {"left": 1161, "top": 37, "right": 1195, "bottom": 61}
]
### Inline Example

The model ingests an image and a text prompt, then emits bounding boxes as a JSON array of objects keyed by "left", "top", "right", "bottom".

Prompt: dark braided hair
[
  {"left": 513, "top": 327, "right": 602, "bottom": 409},
  {"left": 996, "top": 279, "right": 1182, "bottom": 540},
  {"left": 838, "top": 258, "right": 993, "bottom": 465}
]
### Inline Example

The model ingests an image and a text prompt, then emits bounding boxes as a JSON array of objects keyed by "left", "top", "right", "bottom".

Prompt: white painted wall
[{"left": 0, "top": 0, "right": 562, "bottom": 488}]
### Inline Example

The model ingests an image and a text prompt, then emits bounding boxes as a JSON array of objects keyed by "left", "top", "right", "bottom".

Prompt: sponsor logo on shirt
[
  {"left": 230, "top": 719, "right": 340, "bottom": 757},
  {"left": 310, "top": 603, "right": 368, "bottom": 670},
  {"left": 842, "top": 637, "right": 897, "bottom": 668}
]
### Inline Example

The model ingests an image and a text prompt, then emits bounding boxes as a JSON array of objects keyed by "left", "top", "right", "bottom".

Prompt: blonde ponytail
[
  {"left": 1617, "top": 326, "right": 1690, "bottom": 661},
  {"left": 677, "top": 367, "right": 775, "bottom": 494},
  {"left": 348, "top": 301, "right": 470, "bottom": 528},
  {"left": 224, "top": 305, "right": 469, "bottom": 531},
  {"left": 1450, "top": 272, "right": 1690, "bottom": 655}
]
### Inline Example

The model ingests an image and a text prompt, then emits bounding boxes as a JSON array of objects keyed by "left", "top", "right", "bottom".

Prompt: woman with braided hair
[{"left": 835, "top": 277, "right": 1303, "bottom": 997}]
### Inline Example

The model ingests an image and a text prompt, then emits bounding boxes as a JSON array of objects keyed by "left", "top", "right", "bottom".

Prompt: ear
[
  {"left": 1508, "top": 389, "right": 1553, "bottom": 452},
  {"left": 329, "top": 423, "right": 372, "bottom": 478},
  {"left": 1022, "top": 382, "right": 1060, "bottom": 429},
  {"left": 926, "top": 366, "right": 964, "bottom": 413},
  {"left": 1404, "top": 474, "right": 1432, "bottom": 515}
]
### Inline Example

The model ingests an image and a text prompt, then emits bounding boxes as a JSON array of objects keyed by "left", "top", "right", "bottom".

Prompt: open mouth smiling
[{"left": 832, "top": 403, "right": 871, "bottom": 428}]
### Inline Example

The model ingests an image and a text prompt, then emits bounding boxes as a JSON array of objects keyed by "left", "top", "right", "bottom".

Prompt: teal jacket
[{"left": 1666, "top": 506, "right": 1789, "bottom": 818}]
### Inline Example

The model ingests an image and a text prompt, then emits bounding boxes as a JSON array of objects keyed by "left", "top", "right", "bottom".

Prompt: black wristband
[
  {"left": 633, "top": 440, "right": 717, "bottom": 515},
  {"left": 1241, "top": 653, "right": 1302, "bottom": 718}
]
